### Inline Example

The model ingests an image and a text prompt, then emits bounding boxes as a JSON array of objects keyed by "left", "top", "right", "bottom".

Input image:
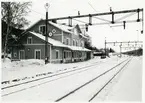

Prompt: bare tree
[{"left": 1, "top": 2, "right": 31, "bottom": 61}]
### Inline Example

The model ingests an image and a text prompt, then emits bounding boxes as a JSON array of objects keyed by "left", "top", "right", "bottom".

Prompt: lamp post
[{"left": 45, "top": 3, "right": 50, "bottom": 64}]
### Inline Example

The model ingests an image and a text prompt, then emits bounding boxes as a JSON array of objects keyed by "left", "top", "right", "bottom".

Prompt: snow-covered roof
[
  {"left": 26, "top": 19, "right": 90, "bottom": 38},
  {"left": 29, "top": 31, "right": 91, "bottom": 51},
  {"left": 29, "top": 32, "right": 69, "bottom": 48},
  {"left": 67, "top": 46, "right": 91, "bottom": 51},
  {"left": 57, "top": 24, "right": 74, "bottom": 31},
  {"left": 49, "top": 21, "right": 73, "bottom": 34},
  {"left": 80, "top": 33, "right": 88, "bottom": 39},
  {"left": 26, "top": 19, "right": 73, "bottom": 34}
]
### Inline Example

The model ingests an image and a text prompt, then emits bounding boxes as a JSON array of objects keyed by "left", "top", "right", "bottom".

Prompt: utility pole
[{"left": 45, "top": 3, "right": 50, "bottom": 64}]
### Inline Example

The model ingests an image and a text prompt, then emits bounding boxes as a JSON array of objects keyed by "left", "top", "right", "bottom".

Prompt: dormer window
[
  {"left": 39, "top": 25, "right": 46, "bottom": 34},
  {"left": 27, "top": 37, "right": 32, "bottom": 44}
]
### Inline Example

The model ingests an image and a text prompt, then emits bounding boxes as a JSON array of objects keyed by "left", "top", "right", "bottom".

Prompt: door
[
  {"left": 35, "top": 49, "right": 41, "bottom": 59},
  {"left": 19, "top": 50, "right": 25, "bottom": 59}
]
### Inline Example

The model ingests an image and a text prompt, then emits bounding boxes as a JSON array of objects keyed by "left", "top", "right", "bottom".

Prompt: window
[
  {"left": 64, "top": 52, "right": 66, "bottom": 58},
  {"left": 35, "top": 49, "right": 41, "bottom": 59},
  {"left": 27, "top": 37, "right": 32, "bottom": 44},
  {"left": 66, "top": 38, "right": 70, "bottom": 45},
  {"left": 64, "top": 51, "right": 71, "bottom": 58},
  {"left": 72, "top": 52, "right": 74, "bottom": 58},
  {"left": 73, "top": 40, "right": 75, "bottom": 46},
  {"left": 74, "top": 29, "right": 78, "bottom": 35},
  {"left": 76, "top": 40, "right": 78, "bottom": 46},
  {"left": 81, "top": 41, "right": 84, "bottom": 47},
  {"left": 69, "top": 52, "right": 71, "bottom": 57},
  {"left": 56, "top": 50, "right": 59, "bottom": 59},
  {"left": 39, "top": 25, "right": 46, "bottom": 34}
]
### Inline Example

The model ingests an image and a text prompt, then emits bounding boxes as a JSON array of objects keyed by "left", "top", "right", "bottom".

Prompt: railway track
[
  {"left": 2, "top": 60, "right": 104, "bottom": 90},
  {"left": 2, "top": 59, "right": 116, "bottom": 97},
  {"left": 2, "top": 57, "right": 131, "bottom": 99},
  {"left": 55, "top": 57, "right": 132, "bottom": 102},
  {"left": 89, "top": 58, "right": 131, "bottom": 101}
]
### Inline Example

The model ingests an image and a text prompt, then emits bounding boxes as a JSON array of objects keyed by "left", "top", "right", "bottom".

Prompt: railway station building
[{"left": 10, "top": 19, "right": 93, "bottom": 63}]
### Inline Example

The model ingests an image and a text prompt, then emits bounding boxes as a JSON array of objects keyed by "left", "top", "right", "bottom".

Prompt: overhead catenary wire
[
  {"left": 88, "top": 1, "right": 111, "bottom": 23},
  {"left": 48, "top": 9, "right": 143, "bottom": 21},
  {"left": 115, "top": 12, "right": 137, "bottom": 22},
  {"left": 87, "top": 2, "right": 112, "bottom": 23},
  {"left": 31, "top": 9, "right": 45, "bottom": 16},
  {"left": 92, "top": 16, "right": 111, "bottom": 23},
  {"left": 29, "top": 6, "right": 143, "bottom": 31},
  {"left": 74, "top": 19, "right": 142, "bottom": 27},
  {"left": 72, "top": 18, "right": 88, "bottom": 24},
  {"left": 87, "top": 1, "right": 115, "bottom": 30}
]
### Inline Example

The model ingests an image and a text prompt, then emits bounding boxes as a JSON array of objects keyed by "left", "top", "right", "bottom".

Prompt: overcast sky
[{"left": 24, "top": 0, "right": 144, "bottom": 52}]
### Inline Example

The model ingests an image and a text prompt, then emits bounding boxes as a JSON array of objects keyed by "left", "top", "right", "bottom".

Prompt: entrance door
[
  {"left": 19, "top": 50, "right": 25, "bottom": 59},
  {"left": 35, "top": 49, "right": 41, "bottom": 59}
]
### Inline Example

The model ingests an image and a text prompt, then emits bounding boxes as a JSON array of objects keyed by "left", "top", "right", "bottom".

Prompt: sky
[{"left": 24, "top": 0, "right": 144, "bottom": 52}]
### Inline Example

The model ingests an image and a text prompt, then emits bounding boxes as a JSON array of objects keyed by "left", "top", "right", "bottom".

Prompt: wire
[
  {"left": 115, "top": 12, "right": 137, "bottom": 22},
  {"left": 72, "top": 18, "right": 88, "bottom": 24},
  {"left": 88, "top": 2, "right": 98, "bottom": 13},
  {"left": 92, "top": 16, "right": 110, "bottom": 23},
  {"left": 31, "top": 9, "right": 45, "bottom": 16},
  {"left": 88, "top": 2, "right": 111, "bottom": 23},
  {"left": 87, "top": 1, "right": 114, "bottom": 30},
  {"left": 75, "top": 19, "right": 142, "bottom": 27}
]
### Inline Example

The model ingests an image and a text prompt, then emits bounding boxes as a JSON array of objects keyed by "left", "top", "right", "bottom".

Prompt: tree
[
  {"left": 109, "top": 48, "right": 115, "bottom": 53},
  {"left": 84, "top": 41, "right": 92, "bottom": 50},
  {"left": 1, "top": 2, "right": 31, "bottom": 60}
]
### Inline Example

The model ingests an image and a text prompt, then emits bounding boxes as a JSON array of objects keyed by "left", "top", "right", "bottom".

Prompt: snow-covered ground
[
  {"left": 2, "top": 55, "right": 140, "bottom": 102},
  {"left": 2, "top": 57, "right": 100, "bottom": 85},
  {"left": 103, "top": 56, "right": 142, "bottom": 101},
  {"left": 1, "top": 56, "right": 119, "bottom": 87}
]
